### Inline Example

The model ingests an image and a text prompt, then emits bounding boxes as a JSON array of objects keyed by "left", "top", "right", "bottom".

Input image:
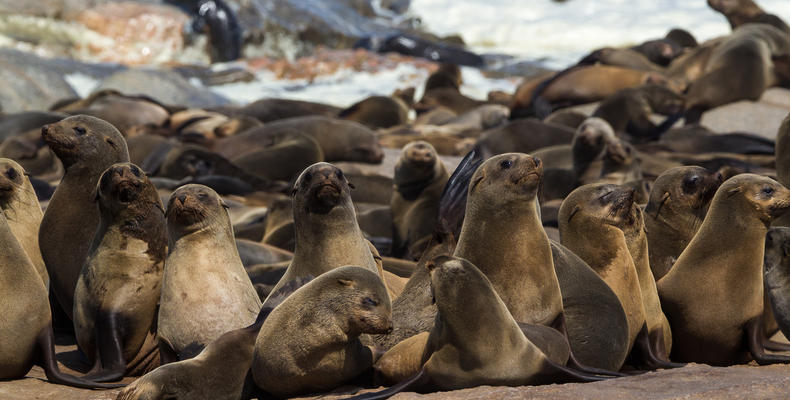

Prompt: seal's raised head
[
  {"left": 561, "top": 183, "right": 638, "bottom": 229},
  {"left": 96, "top": 162, "right": 162, "bottom": 218},
  {"left": 469, "top": 153, "right": 543, "bottom": 202},
  {"left": 41, "top": 115, "right": 128, "bottom": 167},
  {"left": 166, "top": 184, "right": 228, "bottom": 234},
  {"left": 645, "top": 166, "right": 722, "bottom": 218},
  {"left": 0, "top": 159, "right": 28, "bottom": 201},
  {"left": 324, "top": 266, "right": 393, "bottom": 335},
  {"left": 292, "top": 162, "right": 354, "bottom": 215},
  {"left": 717, "top": 174, "right": 790, "bottom": 224}
]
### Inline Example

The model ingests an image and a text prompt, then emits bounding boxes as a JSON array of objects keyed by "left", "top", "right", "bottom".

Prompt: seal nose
[
  {"left": 177, "top": 194, "right": 187, "bottom": 204},
  {"left": 41, "top": 125, "right": 49, "bottom": 137},
  {"left": 385, "top": 321, "right": 394, "bottom": 334},
  {"left": 532, "top": 156, "right": 542, "bottom": 168},
  {"left": 713, "top": 172, "right": 723, "bottom": 182}
]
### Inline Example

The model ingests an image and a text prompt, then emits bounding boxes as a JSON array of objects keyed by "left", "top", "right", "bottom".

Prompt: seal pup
[
  {"left": 0, "top": 158, "right": 46, "bottom": 286},
  {"left": 559, "top": 183, "right": 680, "bottom": 369},
  {"left": 658, "top": 174, "right": 790, "bottom": 365},
  {"left": 115, "top": 279, "right": 308, "bottom": 400},
  {"left": 0, "top": 211, "right": 119, "bottom": 389},
  {"left": 267, "top": 163, "right": 385, "bottom": 296},
  {"left": 391, "top": 141, "right": 449, "bottom": 260},
  {"left": 644, "top": 166, "right": 722, "bottom": 280},
  {"left": 347, "top": 257, "right": 606, "bottom": 400},
  {"left": 73, "top": 163, "right": 166, "bottom": 382},
  {"left": 158, "top": 184, "right": 261, "bottom": 362},
  {"left": 252, "top": 266, "right": 392, "bottom": 397},
  {"left": 40, "top": 115, "right": 130, "bottom": 319}
]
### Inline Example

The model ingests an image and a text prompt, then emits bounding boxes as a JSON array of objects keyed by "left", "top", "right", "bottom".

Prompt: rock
[
  {"left": 701, "top": 88, "right": 790, "bottom": 139},
  {"left": 97, "top": 67, "right": 233, "bottom": 108},
  {"left": 69, "top": 1, "right": 191, "bottom": 65}
]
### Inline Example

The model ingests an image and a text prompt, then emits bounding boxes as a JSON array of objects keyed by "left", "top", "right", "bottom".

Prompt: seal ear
[
  {"left": 646, "top": 192, "right": 670, "bottom": 218},
  {"left": 348, "top": 181, "right": 355, "bottom": 190},
  {"left": 220, "top": 198, "right": 229, "bottom": 210},
  {"left": 726, "top": 187, "right": 741, "bottom": 198},
  {"left": 469, "top": 170, "right": 486, "bottom": 193},
  {"left": 337, "top": 278, "right": 355, "bottom": 287},
  {"left": 566, "top": 205, "right": 581, "bottom": 224}
]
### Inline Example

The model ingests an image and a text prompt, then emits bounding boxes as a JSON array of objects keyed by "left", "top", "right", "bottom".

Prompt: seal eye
[
  {"left": 73, "top": 126, "right": 87, "bottom": 136},
  {"left": 683, "top": 176, "right": 699, "bottom": 190},
  {"left": 362, "top": 297, "right": 378, "bottom": 307},
  {"left": 500, "top": 160, "right": 513, "bottom": 170},
  {"left": 6, "top": 168, "right": 17, "bottom": 180},
  {"left": 130, "top": 165, "right": 141, "bottom": 177},
  {"left": 304, "top": 172, "right": 313, "bottom": 182},
  {"left": 762, "top": 187, "right": 775, "bottom": 197},
  {"left": 336, "top": 170, "right": 344, "bottom": 180}
]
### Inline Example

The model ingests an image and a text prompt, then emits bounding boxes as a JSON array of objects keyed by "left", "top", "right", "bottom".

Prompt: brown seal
[
  {"left": 157, "top": 184, "right": 262, "bottom": 361},
  {"left": 391, "top": 141, "right": 449, "bottom": 260},
  {"left": 338, "top": 95, "right": 410, "bottom": 129},
  {"left": 251, "top": 266, "right": 392, "bottom": 397},
  {"left": 708, "top": 0, "right": 790, "bottom": 33},
  {"left": 115, "top": 279, "right": 309, "bottom": 400},
  {"left": 684, "top": 24, "right": 790, "bottom": 123},
  {"left": 215, "top": 116, "right": 384, "bottom": 164},
  {"left": 559, "top": 183, "right": 681, "bottom": 369},
  {"left": 0, "top": 158, "right": 47, "bottom": 286},
  {"left": 0, "top": 211, "right": 119, "bottom": 389},
  {"left": 350, "top": 256, "right": 605, "bottom": 399},
  {"left": 454, "top": 153, "right": 623, "bottom": 376},
  {"left": 40, "top": 115, "right": 130, "bottom": 319},
  {"left": 73, "top": 163, "right": 166, "bottom": 382},
  {"left": 658, "top": 174, "right": 790, "bottom": 365},
  {"left": 267, "top": 162, "right": 386, "bottom": 297},
  {"left": 644, "top": 166, "right": 722, "bottom": 280}
]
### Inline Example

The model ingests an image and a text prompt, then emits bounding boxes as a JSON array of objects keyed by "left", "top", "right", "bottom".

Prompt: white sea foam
[
  {"left": 410, "top": 0, "right": 790, "bottom": 67},
  {"left": 209, "top": 62, "right": 518, "bottom": 107}
]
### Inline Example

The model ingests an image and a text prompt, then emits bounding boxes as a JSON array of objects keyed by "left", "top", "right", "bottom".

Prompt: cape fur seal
[
  {"left": 0, "top": 158, "right": 47, "bottom": 286},
  {"left": 644, "top": 166, "right": 722, "bottom": 280},
  {"left": 73, "top": 163, "right": 166, "bottom": 381},
  {"left": 391, "top": 141, "right": 449, "bottom": 260},
  {"left": 347, "top": 256, "right": 606, "bottom": 400},
  {"left": 0, "top": 211, "right": 119, "bottom": 389},
  {"left": 658, "top": 174, "right": 790, "bottom": 365},
  {"left": 158, "top": 184, "right": 261, "bottom": 361},
  {"left": 252, "top": 266, "right": 392, "bottom": 397},
  {"left": 267, "top": 163, "right": 385, "bottom": 297},
  {"left": 40, "top": 115, "right": 130, "bottom": 319}
]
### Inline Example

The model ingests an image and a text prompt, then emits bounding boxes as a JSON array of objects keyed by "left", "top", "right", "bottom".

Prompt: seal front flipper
[
  {"left": 158, "top": 337, "right": 178, "bottom": 365},
  {"left": 746, "top": 316, "right": 790, "bottom": 365},
  {"left": 81, "top": 312, "right": 127, "bottom": 382},
  {"left": 36, "top": 323, "right": 123, "bottom": 389}
]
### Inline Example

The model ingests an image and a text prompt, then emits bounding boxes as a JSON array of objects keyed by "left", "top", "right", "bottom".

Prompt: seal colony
[{"left": 7, "top": 0, "right": 790, "bottom": 398}]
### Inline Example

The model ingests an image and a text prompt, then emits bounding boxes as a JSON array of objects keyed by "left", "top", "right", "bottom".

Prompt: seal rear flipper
[
  {"left": 36, "top": 323, "right": 124, "bottom": 389},
  {"left": 342, "top": 368, "right": 428, "bottom": 400},
  {"left": 81, "top": 312, "right": 127, "bottom": 382},
  {"left": 630, "top": 323, "right": 685, "bottom": 370},
  {"left": 746, "top": 316, "right": 790, "bottom": 365},
  {"left": 540, "top": 359, "right": 611, "bottom": 383}
]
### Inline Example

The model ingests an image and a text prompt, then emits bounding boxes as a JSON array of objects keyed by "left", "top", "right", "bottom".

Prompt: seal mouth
[
  {"left": 513, "top": 171, "right": 541, "bottom": 187},
  {"left": 306, "top": 182, "right": 344, "bottom": 214}
]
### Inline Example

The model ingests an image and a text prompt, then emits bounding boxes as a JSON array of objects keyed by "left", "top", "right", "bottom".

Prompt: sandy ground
[{"left": 4, "top": 90, "right": 790, "bottom": 400}]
